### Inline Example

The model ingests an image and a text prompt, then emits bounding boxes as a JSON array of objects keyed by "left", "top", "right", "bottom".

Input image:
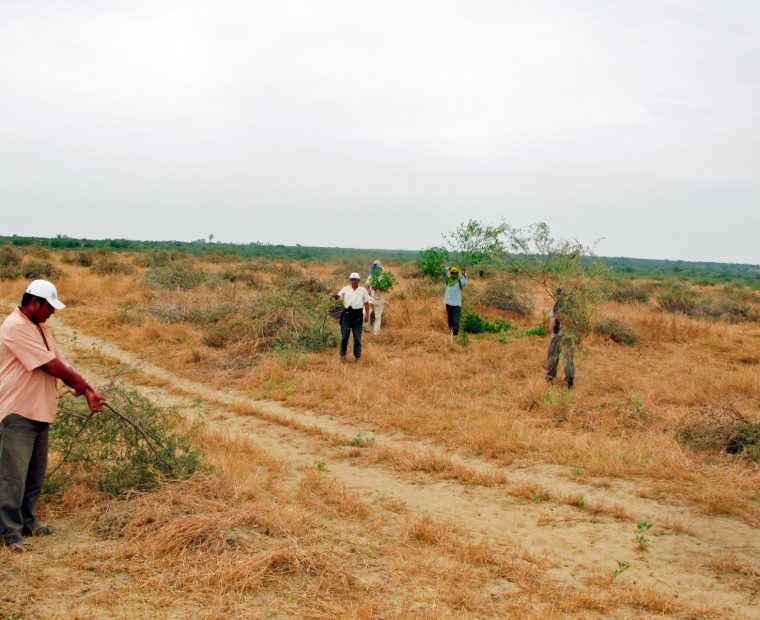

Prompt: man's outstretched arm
[{"left": 40, "top": 357, "right": 107, "bottom": 412}]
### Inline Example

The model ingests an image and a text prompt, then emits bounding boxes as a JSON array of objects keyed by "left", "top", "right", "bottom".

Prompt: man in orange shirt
[{"left": 0, "top": 280, "right": 106, "bottom": 553}]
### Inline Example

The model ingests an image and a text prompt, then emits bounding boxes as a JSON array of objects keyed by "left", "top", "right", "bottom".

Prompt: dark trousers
[
  {"left": 340, "top": 312, "right": 364, "bottom": 359},
  {"left": 0, "top": 414, "right": 49, "bottom": 544},
  {"left": 446, "top": 304, "right": 462, "bottom": 336}
]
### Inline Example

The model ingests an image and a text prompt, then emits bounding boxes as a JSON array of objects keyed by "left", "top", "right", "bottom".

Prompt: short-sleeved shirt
[
  {"left": 338, "top": 286, "right": 370, "bottom": 310},
  {"left": 0, "top": 307, "right": 63, "bottom": 423}
]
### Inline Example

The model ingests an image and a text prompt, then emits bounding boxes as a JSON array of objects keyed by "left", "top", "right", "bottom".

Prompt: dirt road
[{"left": 3, "top": 309, "right": 758, "bottom": 618}]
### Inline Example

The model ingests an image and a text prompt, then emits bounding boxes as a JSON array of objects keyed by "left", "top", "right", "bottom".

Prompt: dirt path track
[{"left": 41, "top": 314, "right": 760, "bottom": 617}]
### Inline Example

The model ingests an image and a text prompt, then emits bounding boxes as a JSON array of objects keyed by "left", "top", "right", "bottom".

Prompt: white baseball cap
[
  {"left": 349, "top": 272, "right": 361, "bottom": 280},
  {"left": 26, "top": 280, "right": 66, "bottom": 310}
]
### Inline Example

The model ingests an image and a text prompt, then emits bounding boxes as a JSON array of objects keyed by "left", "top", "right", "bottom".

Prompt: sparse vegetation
[
  {"left": 612, "top": 560, "right": 631, "bottom": 578},
  {"left": 635, "top": 521, "right": 654, "bottom": 550},
  {"left": 47, "top": 380, "right": 202, "bottom": 496},
  {"left": 0, "top": 236, "right": 758, "bottom": 618}
]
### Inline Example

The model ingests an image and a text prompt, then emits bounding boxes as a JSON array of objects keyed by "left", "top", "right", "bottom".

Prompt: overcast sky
[{"left": 1, "top": 1, "right": 758, "bottom": 263}]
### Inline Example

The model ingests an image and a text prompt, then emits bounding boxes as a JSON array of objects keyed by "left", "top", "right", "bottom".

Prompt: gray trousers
[
  {"left": 0, "top": 414, "right": 49, "bottom": 544},
  {"left": 546, "top": 333, "right": 576, "bottom": 382}
]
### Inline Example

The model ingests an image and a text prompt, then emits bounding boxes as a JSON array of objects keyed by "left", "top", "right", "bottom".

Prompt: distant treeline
[
  {"left": 599, "top": 256, "right": 760, "bottom": 288},
  {"left": 2, "top": 235, "right": 758, "bottom": 288},
  {"left": 0, "top": 234, "right": 417, "bottom": 264}
]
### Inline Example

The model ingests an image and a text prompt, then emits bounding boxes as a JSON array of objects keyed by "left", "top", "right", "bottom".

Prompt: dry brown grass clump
[{"left": 477, "top": 275, "right": 535, "bottom": 317}]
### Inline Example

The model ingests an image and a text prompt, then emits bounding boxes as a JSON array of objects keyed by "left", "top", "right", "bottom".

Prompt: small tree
[
  {"left": 502, "top": 222, "right": 609, "bottom": 338},
  {"left": 417, "top": 246, "right": 449, "bottom": 278},
  {"left": 443, "top": 219, "right": 508, "bottom": 268}
]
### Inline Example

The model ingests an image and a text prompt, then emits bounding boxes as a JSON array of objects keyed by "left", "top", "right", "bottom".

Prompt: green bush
[
  {"left": 523, "top": 324, "right": 546, "bottom": 336},
  {"left": 91, "top": 258, "right": 133, "bottom": 276},
  {"left": 133, "top": 249, "right": 185, "bottom": 268},
  {"left": 417, "top": 246, "right": 449, "bottom": 279},
  {"left": 144, "top": 261, "right": 206, "bottom": 290},
  {"left": 0, "top": 246, "right": 23, "bottom": 269},
  {"left": 595, "top": 318, "right": 639, "bottom": 345},
  {"left": 699, "top": 294, "right": 759, "bottom": 323},
  {"left": 20, "top": 260, "right": 60, "bottom": 280},
  {"left": 0, "top": 246, "right": 23, "bottom": 280},
  {"left": 46, "top": 381, "right": 202, "bottom": 496},
  {"left": 608, "top": 279, "right": 650, "bottom": 304},
  {"left": 656, "top": 284, "right": 698, "bottom": 315},
  {"left": 461, "top": 309, "right": 512, "bottom": 334}
]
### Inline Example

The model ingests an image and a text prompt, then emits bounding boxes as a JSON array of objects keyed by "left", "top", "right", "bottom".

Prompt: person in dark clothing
[
  {"left": 332, "top": 273, "right": 370, "bottom": 362},
  {"left": 546, "top": 288, "right": 576, "bottom": 389}
]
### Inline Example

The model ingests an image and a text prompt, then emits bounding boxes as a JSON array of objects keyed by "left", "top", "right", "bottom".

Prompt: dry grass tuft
[
  {"left": 297, "top": 471, "right": 370, "bottom": 519},
  {"left": 362, "top": 444, "right": 508, "bottom": 486},
  {"left": 508, "top": 482, "right": 552, "bottom": 503},
  {"left": 710, "top": 555, "right": 760, "bottom": 595}
]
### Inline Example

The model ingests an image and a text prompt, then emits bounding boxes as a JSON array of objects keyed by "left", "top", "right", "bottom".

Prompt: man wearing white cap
[
  {"left": 332, "top": 273, "right": 370, "bottom": 362},
  {"left": 0, "top": 280, "right": 106, "bottom": 553}
]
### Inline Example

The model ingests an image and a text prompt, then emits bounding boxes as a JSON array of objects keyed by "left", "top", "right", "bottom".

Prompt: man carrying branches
[{"left": 0, "top": 280, "right": 106, "bottom": 553}]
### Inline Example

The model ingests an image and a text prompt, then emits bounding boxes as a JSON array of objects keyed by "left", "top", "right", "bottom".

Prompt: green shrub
[
  {"left": 608, "top": 279, "right": 649, "bottom": 304},
  {"left": 46, "top": 381, "right": 202, "bottom": 496},
  {"left": 133, "top": 250, "right": 184, "bottom": 268},
  {"left": 699, "top": 294, "right": 759, "bottom": 323},
  {"left": 417, "top": 246, "right": 449, "bottom": 279},
  {"left": 523, "top": 324, "right": 546, "bottom": 336},
  {"left": 461, "top": 309, "right": 512, "bottom": 334},
  {"left": 656, "top": 284, "right": 698, "bottom": 315},
  {"left": 144, "top": 261, "right": 206, "bottom": 290},
  {"left": 91, "top": 258, "right": 133, "bottom": 276},
  {"left": 0, "top": 246, "right": 23, "bottom": 269},
  {"left": 595, "top": 318, "right": 639, "bottom": 345},
  {"left": 0, "top": 246, "right": 23, "bottom": 280},
  {"left": 20, "top": 260, "right": 60, "bottom": 280}
]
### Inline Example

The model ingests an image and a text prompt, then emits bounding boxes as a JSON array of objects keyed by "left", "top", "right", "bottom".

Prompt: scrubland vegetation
[{"left": 0, "top": 236, "right": 758, "bottom": 618}]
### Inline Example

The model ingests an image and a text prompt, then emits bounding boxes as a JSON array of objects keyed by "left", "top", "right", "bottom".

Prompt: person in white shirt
[
  {"left": 332, "top": 273, "right": 370, "bottom": 362},
  {"left": 365, "top": 260, "right": 385, "bottom": 335}
]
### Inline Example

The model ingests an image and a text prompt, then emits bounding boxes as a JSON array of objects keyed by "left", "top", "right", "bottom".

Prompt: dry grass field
[{"left": 1, "top": 249, "right": 759, "bottom": 619}]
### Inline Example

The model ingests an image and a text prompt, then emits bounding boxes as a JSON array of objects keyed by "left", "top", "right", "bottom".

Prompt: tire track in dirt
[{"left": 44, "top": 314, "right": 760, "bottom": 616}]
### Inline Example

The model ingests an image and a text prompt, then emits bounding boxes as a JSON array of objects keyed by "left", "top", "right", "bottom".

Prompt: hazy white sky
[{"left": 1, "top": 1, "right": 758, "bottom": 263}]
